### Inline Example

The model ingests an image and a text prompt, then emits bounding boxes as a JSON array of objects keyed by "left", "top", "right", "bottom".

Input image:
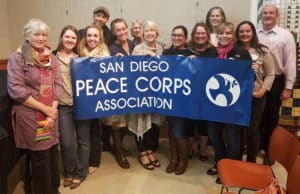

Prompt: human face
[
  {"left": 113, "top": 22, "right": 128, "bottom": 43},
  {"left": 86, "top": 27, "right": 100, "bottom": 50},
  {"left": 25, "top": 31, "right": 48, "bottom": 50},
  {"left": 261, "top": 5, "right": 278, "bottom": 30},
  {"left": 143, "top": 25, "right": 157, "bottom": 43},
  {"left": 217, "top": 27, "right": 234, "bottom": 47},
  {"left": 171, "top": 28, "right": 186, "bottom": 49},
  {"left": 238, "top": 24, "right": 253, "bottom": 46},
  {"left": 61, "top": 29, "right": 77, "bottom": 52},
  {"left": 210, "top": 9, "right": 222, "bottom": 29},
  {"left": 132, "top": 23, "right": 142, "bottom": 38},
  {"left": 193, "top": 26, "right": 209, "bottom": 46},
  {"left": 93, "top": 12, "right": 108, "bottom": 26}
]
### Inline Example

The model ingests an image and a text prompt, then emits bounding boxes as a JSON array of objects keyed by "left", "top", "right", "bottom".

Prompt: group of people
[{"left": 4, "top": 3, "right": 296, "bottom": 194}]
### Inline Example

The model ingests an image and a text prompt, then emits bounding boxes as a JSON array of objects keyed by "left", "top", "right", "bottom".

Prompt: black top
[
  {"left": 109, "top": 39, "right": 135, "bottom": 56},
  {"left": 223, "top": 46, "right": 252, "bottom": 60},
  {"left": 190, "top": 46, "right": 218, "bottom": 58},
  {"left": 162, "top": 45, "right": 193, "bottom": 56}
]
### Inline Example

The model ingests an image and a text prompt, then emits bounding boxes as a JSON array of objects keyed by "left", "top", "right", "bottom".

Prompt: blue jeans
[
  {"left": 76, "top": 119, "right": 91, "bottom": 179},
  {"left": 59, "top": 105, "right": 90, "bottom": 180},
  {"left": 207, "top": 121, "right": 242, "bottom": 165}
]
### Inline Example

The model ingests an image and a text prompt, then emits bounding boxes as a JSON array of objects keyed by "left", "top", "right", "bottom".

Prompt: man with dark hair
[{"left": 78, "top": 6, "right": 112, "bottom": 45}]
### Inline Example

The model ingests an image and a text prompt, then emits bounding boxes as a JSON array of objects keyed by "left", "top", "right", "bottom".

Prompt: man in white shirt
[{"left": 257, "top": 4, "right": 296, "bottom": 165}]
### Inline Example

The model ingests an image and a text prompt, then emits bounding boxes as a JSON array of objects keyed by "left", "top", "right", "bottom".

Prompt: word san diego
[{"left": 75, "top": 60, "right": 191, "bottom": 96}]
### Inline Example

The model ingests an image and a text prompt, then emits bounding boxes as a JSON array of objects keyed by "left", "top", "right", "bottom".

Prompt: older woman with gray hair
[
  {"left": 128, "top": 20, "right": 164, "bottom": 170},
  {"left": 7, "top": 19, "right": 62, "bottom": 194},
  {"left": 131, "top": 18, "right": 144, "bottom": 45}
]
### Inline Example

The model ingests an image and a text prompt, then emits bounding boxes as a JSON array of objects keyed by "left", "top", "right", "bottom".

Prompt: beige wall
[
  {"left": 0, "top": 0, "right": 10, "bottom": 59},
  {"left": 1, "top": 0, "right": 255, "bottom": 59}
]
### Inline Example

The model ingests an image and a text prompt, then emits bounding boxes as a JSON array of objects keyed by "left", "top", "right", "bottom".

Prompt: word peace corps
[
  {"left": 75, "top": 59, "right": 191, "bottom": 111},
  {"left": 71, "top": 56, "right": 253, "bottom": 126}
]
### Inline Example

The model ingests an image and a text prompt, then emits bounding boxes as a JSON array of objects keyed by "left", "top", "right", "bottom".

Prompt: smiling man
[
  {"left": 257, "top": 4, "right": 296, "bottom": 166},
  {"left": 78, "top": 6, "right": 112, "bottom": 45}
]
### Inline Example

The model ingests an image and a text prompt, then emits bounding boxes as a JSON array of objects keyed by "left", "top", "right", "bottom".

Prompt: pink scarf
[{"left": 216, "top": 41, "right": 234, "bottom": 59}]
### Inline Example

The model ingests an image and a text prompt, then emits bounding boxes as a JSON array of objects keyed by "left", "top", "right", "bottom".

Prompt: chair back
[
  {"left": 217, "top": 159, "right": 273, "bottom": 191},
  {"left": 286, "top": 155, "right": 300, "bottom": 194},
  {"left": 269, "top": 126, "right": 300, "bottom": 173}
]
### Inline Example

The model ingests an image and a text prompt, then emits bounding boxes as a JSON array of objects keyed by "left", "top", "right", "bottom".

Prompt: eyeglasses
[{"left": 171, "top": 33, "right": 185, "bottom": 38}]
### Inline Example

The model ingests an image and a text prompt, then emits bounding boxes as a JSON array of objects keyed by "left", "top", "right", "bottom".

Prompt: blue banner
[{"left": 71, "top": 55, "right": 253, "bottom": 126}]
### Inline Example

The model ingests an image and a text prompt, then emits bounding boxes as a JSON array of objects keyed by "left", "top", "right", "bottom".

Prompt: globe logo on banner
[{"left": 206, "top": 73, "right": 240, "bottom": 107}]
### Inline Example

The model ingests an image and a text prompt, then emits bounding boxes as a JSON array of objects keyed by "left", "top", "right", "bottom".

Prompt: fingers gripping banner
[{"left": 71, "top": 55, "right": 253, "bottom": 126}]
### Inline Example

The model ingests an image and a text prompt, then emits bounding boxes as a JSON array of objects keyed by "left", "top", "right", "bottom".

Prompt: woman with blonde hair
[
  {"left": 128, "top": 20, "right": 163, "bottom": 170},
  {"left": 207, "top": 22, "right": 251, "bottom": 184},
  {"left": 78, "top": 24, "right": 109, "bottom": 57},
  {"left": 78, "top": 24, "right": 110, "bottom": 174}
]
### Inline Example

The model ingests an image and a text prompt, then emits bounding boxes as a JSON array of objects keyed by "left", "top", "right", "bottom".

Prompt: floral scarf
[
  {"left": 18, "top": 42, "right": 54, "bottom": 141},
  {"left": 20, "top": 41, "right": 52, "bottom": 68},
  {"left": 216, "top": 40, "right": 234, "bottom": 59}
]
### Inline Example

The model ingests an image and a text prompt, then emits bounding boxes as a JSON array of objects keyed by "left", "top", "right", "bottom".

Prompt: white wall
[
  {"left": 2, "top": 0, "right": 255, "bottom": 59},
  {"left": 0, "top": 0, "right": 10, "bottom": 59}
]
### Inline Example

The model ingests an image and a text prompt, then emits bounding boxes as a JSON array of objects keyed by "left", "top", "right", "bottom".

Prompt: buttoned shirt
[{"left": 257, "top": 25, "right": 296, "bottom": 89}]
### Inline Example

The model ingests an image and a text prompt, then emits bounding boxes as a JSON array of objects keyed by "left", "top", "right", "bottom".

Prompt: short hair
[
  {"left": 217, "top": 22, "right": 235, "bottom": 42},
  {"left": 262, "top": 4, "right": 279, "bottom": 16},
  {"left": 142, "top": 20, "right": 159, "bottom": 38},
  {"left": 217, "top": 22, "right": 234, "bottom": 34},
  {"left": 205, "top": 6, "right": 226, "bottom": 32},
  {"left": 56, "top": 25, "right": 78, "bottom": 53},
  {"left": 93, "top": 6, "right": 110, "bottom": 18},
  {"left": 24, "top": 19, "right": 49, "bottom": 39},
  {"left": 131, "top": 18, "right": 144, "bottom": 37},
  {"left": 172, "top": 25, "right": 188, "bottom": 38}
]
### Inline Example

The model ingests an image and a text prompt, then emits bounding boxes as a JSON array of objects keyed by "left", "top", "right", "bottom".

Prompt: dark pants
[
  {"left": 261, "top": 75, "right": 285, "bottom": 152},
  {"left": 29, "top": 145, "right": 60, "bottom": 194},
  {"left": 0, "top": 134, "right": 24, "bottom": 194},
  {"left": 135, "top": 124, "right": 159, "bottom": 152},
  {"left": 89, "top": 119, "right": 102, "bottom": 167},
  {"left": 208, "top": 121, "right": 242, "bottom": 165},
  {"left": 197, "top": 120, "right": 208, "bottom": 136},
  {"left": 168, "top": 116, "right": 196, "bottom": 138},
  {"left": 0, "top": 138, "right": 11, "bottom": 194},
  {"left": 247, "top": 96, "right": 266, "bottom": 162}
]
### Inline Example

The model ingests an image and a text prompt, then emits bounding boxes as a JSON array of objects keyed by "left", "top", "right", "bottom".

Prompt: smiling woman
[
  {"left": 206, "top": 21, "right": 252, "bottom": 184},
  {"left": 205, "top": 6, "right": 227, "bottom": 46},
  {"left": 77, "top": 24, "right": 111, "bottom": 175},
  {"left": 235, "top": 20, "right": 275, "bottom": 163},
  {"left": 7, "top": 18, "right": 62, "bottom": 194}
]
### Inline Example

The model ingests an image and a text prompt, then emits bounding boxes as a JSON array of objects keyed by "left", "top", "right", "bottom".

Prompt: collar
[{"left": 258, "top": 25, "right": 279, "bottom": 34}]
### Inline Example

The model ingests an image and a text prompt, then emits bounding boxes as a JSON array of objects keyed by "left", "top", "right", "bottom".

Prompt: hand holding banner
[{"left": 71, "top": 55, "right": 253, "bottom": 126}]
